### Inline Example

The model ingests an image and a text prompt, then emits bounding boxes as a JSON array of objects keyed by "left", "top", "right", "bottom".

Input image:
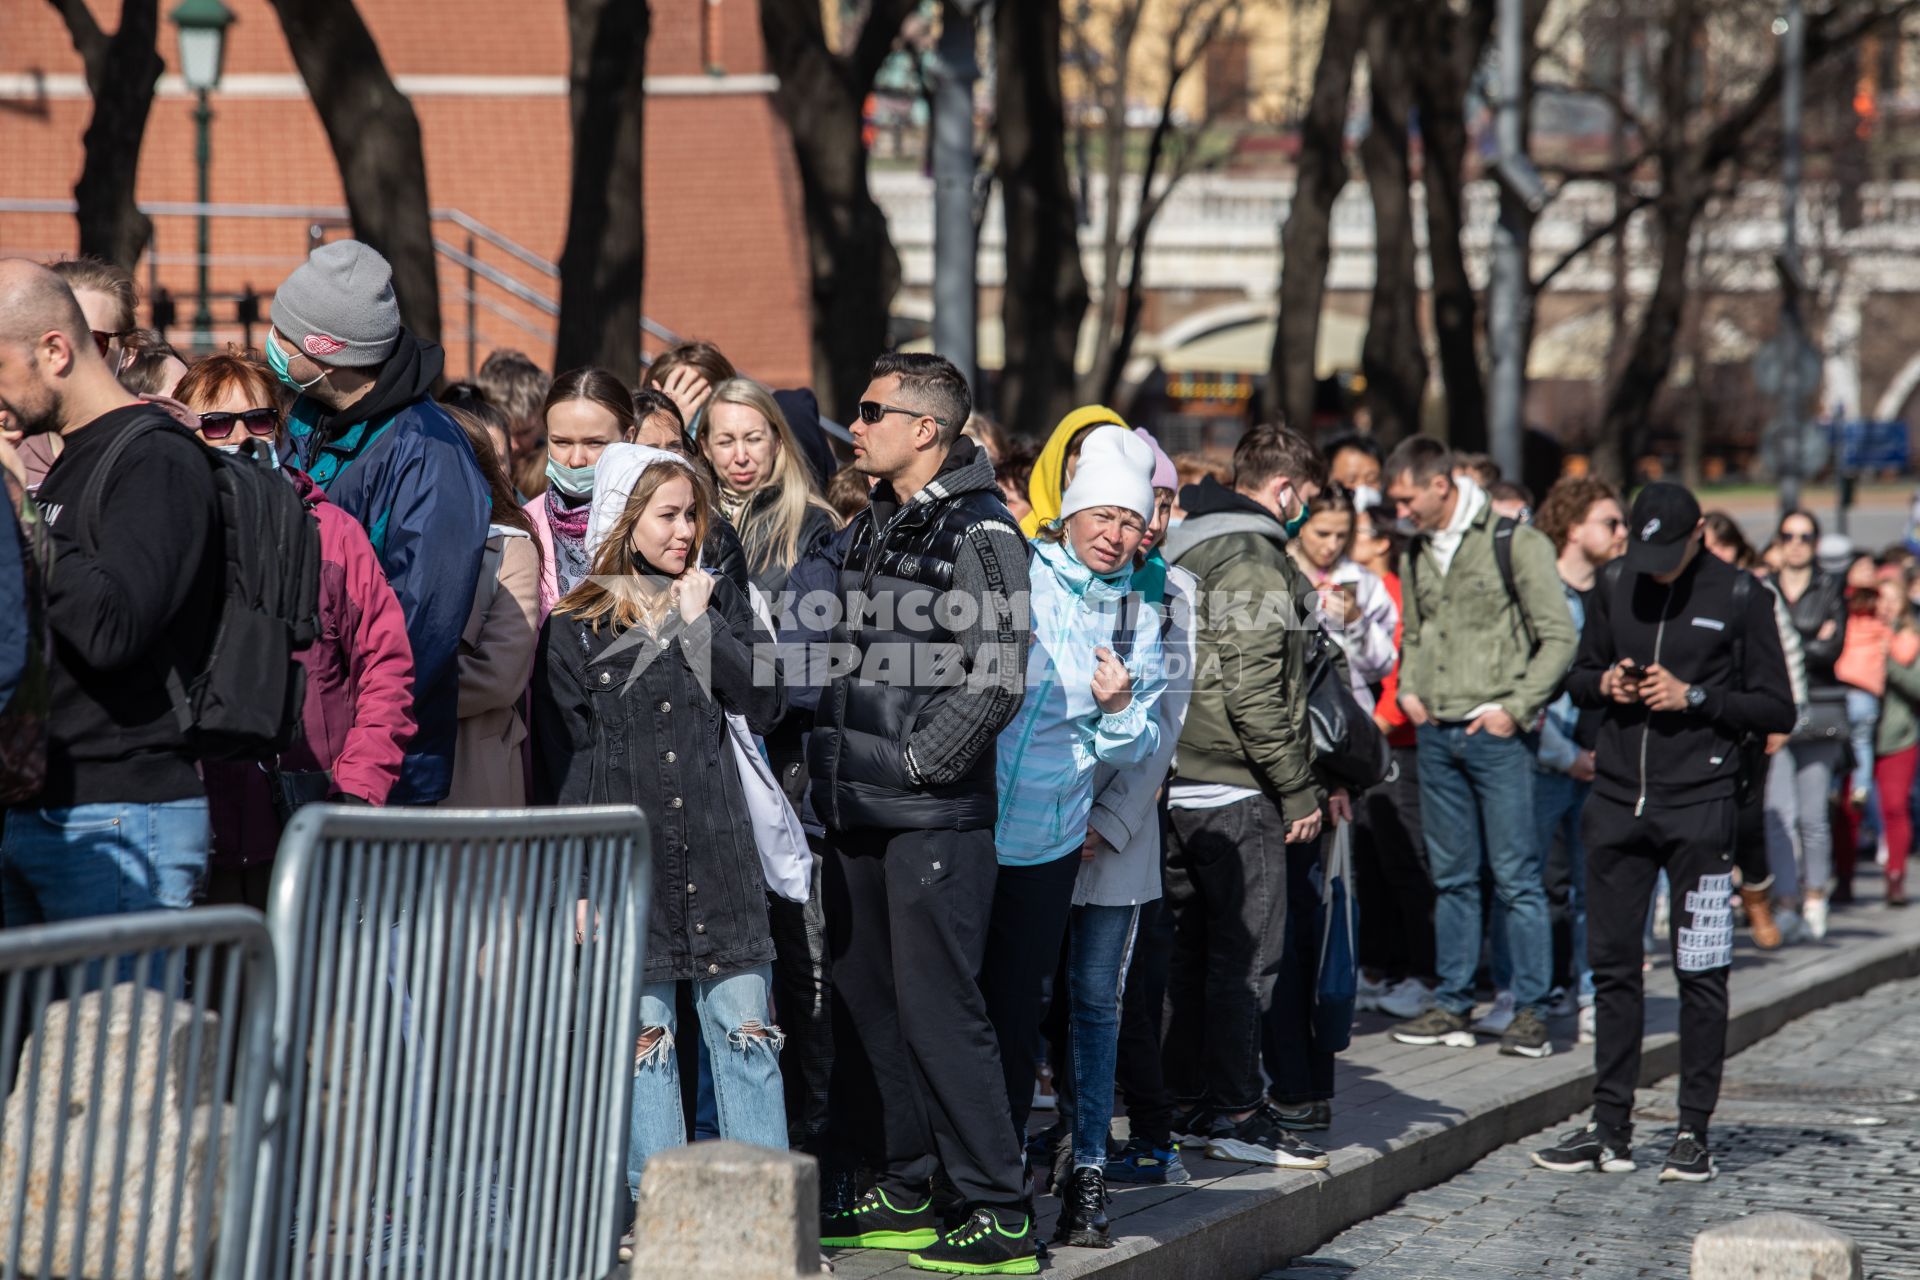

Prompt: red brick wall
[{"left": 0, "top": 0, "right": 811, "bottom": 386}]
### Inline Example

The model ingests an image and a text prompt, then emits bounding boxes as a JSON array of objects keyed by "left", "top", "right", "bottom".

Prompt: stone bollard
[
  {"left": 1692, "top": 1212, "right": 1862, "bottom": 1280},
  {"left": 633, "top": 1141, "right": 822, "bottom": 1279},
  {"left": 0, "top": 983, "right": 231, "bottom": 1280}
]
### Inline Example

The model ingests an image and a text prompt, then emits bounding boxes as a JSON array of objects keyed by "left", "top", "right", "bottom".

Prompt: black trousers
[
  {"left": 1585, "top": 793, "right": 1736, "bottom": 1135},
  {"left": 1163, "top": 794, "right": 1290, "bottom": 1114},
  {"left": 825, "top": 826, "right": 1025, "bottom": 1210},
  {"left": 1354, "top": 745, "right": 1435, "bottom": 982},
  {"left": 770, "top": 845, "right": 833, "bottom": 1153},
  {"left": 978, "top": 853, "right": 1081, "bottom": 1150},
  {"left": 1264, "top": 837, "right": 1334, "bottom": 1104},
  {"left": 1113, "top": 893, "right": 1175, "bottom": 1147}
]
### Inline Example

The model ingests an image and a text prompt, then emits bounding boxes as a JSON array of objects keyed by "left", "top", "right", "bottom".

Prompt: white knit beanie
[{"left": 1058, "top": 426, "right": 1156, "bottom": 524}]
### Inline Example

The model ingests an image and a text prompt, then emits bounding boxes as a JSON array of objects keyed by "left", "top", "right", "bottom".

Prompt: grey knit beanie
[{"left": 271, "top": 239, "right": 401, "bottom": 368}]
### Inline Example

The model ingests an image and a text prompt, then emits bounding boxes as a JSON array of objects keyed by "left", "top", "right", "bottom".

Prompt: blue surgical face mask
[
  {"left": 214, "top": 439, "right": 282, "bottom": 470},
  {"left": 267, "top": 328, "right": 327, "bottom": 392},
  {"left": 1283, "top": 494, "right": 1311, "bottom": 539},
  {"left": 545, "top": 455, "right": 598, "bottom": 499}
]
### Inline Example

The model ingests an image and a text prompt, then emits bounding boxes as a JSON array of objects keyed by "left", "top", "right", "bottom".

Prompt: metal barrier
[
  {"left": 256, "top": 806, "right": 651, "bottom": 1280},
  {"left": 0, "top": 906, "right": 276, "bottom": 1280}
]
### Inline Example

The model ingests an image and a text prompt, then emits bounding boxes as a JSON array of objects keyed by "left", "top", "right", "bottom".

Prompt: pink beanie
[{"left": 1136, "top": 429, "right": 1178, "bottom": 491}]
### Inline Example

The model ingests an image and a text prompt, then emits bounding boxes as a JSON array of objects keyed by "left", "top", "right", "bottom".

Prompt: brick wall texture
[{"left": 0, "top": 0, "right": 813, "bottom": 386}]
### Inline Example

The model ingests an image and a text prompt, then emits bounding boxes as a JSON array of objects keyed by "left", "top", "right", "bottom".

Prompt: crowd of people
[{"left": 0, "top": 241, "right": 1895, "bottom": 1274}]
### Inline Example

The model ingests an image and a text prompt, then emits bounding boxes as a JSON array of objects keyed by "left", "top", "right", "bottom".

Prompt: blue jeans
[
  {"left": 1416, "top": 724, "right": 1550, "bottom": 1016},
  {"left": 0, "top": 801, "right": 209, "bottom": 926},
  {"left": 628, "top": 965, "right": 787, "bottom": 1196},
  {"left": 1847, "top": 690, "right": 1880, "bottom": 798},
  {"left": 1066, "top": 903, "right": 1138, "bottom": 1169},
  {"left": 1533, "top": 770, "right": 1594, "bottom": 1002}
]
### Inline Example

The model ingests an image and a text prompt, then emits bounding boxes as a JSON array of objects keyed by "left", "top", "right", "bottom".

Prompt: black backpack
[{"left": 78, "top": 421, "right": 321, "bottom": 759}]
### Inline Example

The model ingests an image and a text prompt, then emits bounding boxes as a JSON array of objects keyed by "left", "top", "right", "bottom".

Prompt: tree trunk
[
  {"left": 1078, "top": 2, "right": 1142, "bottom": 405},
  {"left": 1264, "top": 0, "right": 1366, "bottom": 429},
  {"left": 760, "top": 0, "right": 912, "bottom": 421},
  {"left": 1357, "top": 3, "right": 1425, "bottom": 444},
  {"left": 555, "top": 0, "right": 649, "bottom": 383},
  {"left": 269, "top": 0, "right": 441, "bottom": 343},
  {"left": 1411, "top": 0, "right": 1492, "bottom": 451},
  {"left": 995, "top": 0, "right": 1091, "bottom": 435},
  {"left": 51, "top": 0, "right": 163, "bottom": 269}
]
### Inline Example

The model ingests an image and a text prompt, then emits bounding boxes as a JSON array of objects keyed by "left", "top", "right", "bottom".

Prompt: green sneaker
[
  {"left": 820, "top": 1185, "right": 940, "bottom": 1250},
  {"left": 908, "top": 1207, "right": 1039, "bottom": 1275}
]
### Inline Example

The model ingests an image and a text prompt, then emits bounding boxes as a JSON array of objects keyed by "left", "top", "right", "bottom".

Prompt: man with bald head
[{"left": 0, "top": 258, "right": 221, "bottom": 925}]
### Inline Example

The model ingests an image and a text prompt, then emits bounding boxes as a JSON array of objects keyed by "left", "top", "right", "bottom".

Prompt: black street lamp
[{"left": 171, "top": 0, "right": 234, "bottom": 353}]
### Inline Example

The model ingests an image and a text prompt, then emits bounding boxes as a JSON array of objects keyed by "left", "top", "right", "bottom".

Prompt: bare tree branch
[{"left": 1534, "top": 192, "right": 1656, "bottom": 292}]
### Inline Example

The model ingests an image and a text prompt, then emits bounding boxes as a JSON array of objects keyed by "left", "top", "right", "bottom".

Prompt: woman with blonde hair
[
  {"left": 531, "top": 445, "right": 788, "bottom": 1196},
  {"left": 700, "top": 377, "right": 839, "bottom": 594}
]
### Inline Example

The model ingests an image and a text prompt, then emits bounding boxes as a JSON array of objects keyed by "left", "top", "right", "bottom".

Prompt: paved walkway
[
  {"left": 1264, "top": 972, "right": 1920, "bottom": 1280},
  {"left": 826, "top": 871, "right": 1920, "bottom": 1279}
]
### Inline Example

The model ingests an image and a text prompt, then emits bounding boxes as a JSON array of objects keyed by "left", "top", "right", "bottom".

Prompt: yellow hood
[{"left": 1021, "top": 404, "right": 1131, "bottom": 537}]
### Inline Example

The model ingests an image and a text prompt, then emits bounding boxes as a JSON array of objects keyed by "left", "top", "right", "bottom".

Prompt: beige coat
[{"left": 440, "top": 530, "right": 542, "bottom": 807}]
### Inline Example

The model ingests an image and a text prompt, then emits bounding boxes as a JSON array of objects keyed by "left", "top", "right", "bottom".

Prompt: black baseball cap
[{"left": 1623, "top": 482, "right": 1702, "bottom": 577}]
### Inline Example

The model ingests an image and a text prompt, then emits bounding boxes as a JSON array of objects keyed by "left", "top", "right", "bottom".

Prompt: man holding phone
[{"left": 1534, "top": 483, "right": 1793, "bottom": 1184}]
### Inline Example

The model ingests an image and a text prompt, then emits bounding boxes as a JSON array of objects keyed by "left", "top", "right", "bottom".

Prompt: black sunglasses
[
  {"left": 858, "top": 399, "right": 949, "bottom": 428},
  {"left": 198, "top": 408, "right": 280, "bottom": 441},
  {"left": 1781, "top": 530, "right": 1816, "bottom": 544}
]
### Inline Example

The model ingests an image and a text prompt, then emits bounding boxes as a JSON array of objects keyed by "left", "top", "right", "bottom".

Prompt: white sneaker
[
  {"left": 1472, "top": 991, "right": 1517, "bottom": 1036},
  {"left": 1577, "top": 1004, "right": 1596, "bottom": 1045},
  {"left": 1804, "top": 894, "right": 1829, "bottom": 940},
  {"left": 1377, "top": 977, "right": 1437, "bottom": 1020},
  {"left": 1356, "top": 972, "right": 1391, "bottom": 1013}
]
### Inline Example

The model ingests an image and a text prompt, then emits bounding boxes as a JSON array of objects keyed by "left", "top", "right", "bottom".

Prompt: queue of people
[{"left": 0, "top": 242, "right": 1883, "bottom": 1274}]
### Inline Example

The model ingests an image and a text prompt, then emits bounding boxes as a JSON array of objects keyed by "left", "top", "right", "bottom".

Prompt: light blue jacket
[
  {"left": 1536, "top": 579, "right": 1585, "bottom": 774},
  {"left": 995, "top": 538, "right": 1168, "bottom": 866}
]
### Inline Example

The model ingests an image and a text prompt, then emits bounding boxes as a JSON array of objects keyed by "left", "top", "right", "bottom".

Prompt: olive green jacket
[
  {"left": 1877, "top": 644, "right": 1920, "bottom": 757},
  {"left": 1164, "top": 501, "right": 1325, "bottom": 825},
  {"left": 1398, "top": 494, "right": 1577, "bottom": 728}
]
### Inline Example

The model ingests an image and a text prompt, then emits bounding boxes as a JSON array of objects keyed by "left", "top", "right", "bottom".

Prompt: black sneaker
[
  {"left": 1500, "top": 1008, "right": 1554, "bottom": 1059},
  {"left": 1659, "top": 1129, "right": 1715, "bottom": 1183},
  {"left": 820, "top": 1185, "right": 941, "bottom": 1250},
  {"left": 1103, "top": 1137, "right": 1192, "bottom": 1185},
  {"left": 1391, "top": 1006, "right": 1476, "bottom": 1048},
  {"left": 1530, "top": 1121, "right": 1635, "bottom": 1173},
  {"left": 1171, "top": 1107, "right": 1229, "bottom": 1149},
  {"left": 1205, "top": 1104, "right": 1331, "bottom": 1169},
  {"left": 1052, "top": 1166, "right": 1113, "bottom": 1249},
  {"left": 908, "top": 1207, "right": 1039, "bottom": 1275},
  {"left": 1271, "top": 1100, "right": 1332, "bottom": 1132}
]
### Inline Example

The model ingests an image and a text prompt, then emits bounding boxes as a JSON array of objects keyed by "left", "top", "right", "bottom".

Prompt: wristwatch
[{"left": 1684, "top": 684, "right": 1707, "bottom": 713}]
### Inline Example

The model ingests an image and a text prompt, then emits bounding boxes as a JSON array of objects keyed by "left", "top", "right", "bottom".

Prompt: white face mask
[
  {"left": 215, "top": 439, "right": 281, "bottom": 470},
  {"left": 1353, "top": 484, "right": 1383, "bottom": 513}
]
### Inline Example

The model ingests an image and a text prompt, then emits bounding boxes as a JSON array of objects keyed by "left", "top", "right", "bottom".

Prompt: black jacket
[
  {"left": 1567, "top": 550, "right": 1795, "bottom": 810},
  {"left": 33, "top": 405, "right": 220, "bottom": 806},
  {"left": 1779, "top": 568, "right": 1847, "bottom": 696},
  {"left": 702, "top": 515, "right": 751, "bottom": 597},
  {"left": 808, "top": 439, "right": 1029, "bottom": 833},
  {"left": 532, "top": 572, "right": 784, "bottom": 983}
]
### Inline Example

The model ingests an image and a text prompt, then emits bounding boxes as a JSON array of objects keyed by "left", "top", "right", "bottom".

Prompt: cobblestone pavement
[{"left": 1266, "top": 974, "right": 1920, "bottom": 1280}]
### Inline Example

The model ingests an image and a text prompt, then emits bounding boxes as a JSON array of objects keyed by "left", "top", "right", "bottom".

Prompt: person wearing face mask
[
  {"left": 177, "top": 353, "right": 417, "bottom": 906},
  {"left": 271, "top": 240, "right": 488, "bottom": 807},
  {"left": 526, "top": 367, "right": 639, "bottom": 618},
  {"left": 1382, "top": 437, "right": 1576, "bottom": 1061},
  {"left": 1323, "top": 432, "right": 1385, "bottom": 516},
  {"left": 977, "top": 427, "right": 1168, "bottom": 1248},
  {"left": 530, "top": 447, "right": 788, "bottom": 1199},
  {"left": 1158, "top": 424, "right": 1336, "bottom": 1172},
  {"left": 700, "top": 378, "right": 841, "bottom": 597}
]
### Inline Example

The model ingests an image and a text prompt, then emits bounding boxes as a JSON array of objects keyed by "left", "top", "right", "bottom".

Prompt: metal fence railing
[
  {"left": 0, "top": 906, "right": 276, "bottom": 1280},
  {"left": 255, "top": 805, "right": 651, "bottom": 1280}
]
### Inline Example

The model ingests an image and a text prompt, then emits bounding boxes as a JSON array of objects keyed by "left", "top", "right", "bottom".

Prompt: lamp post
[{"left": 171, "top": 0, "right": 233, "bottom": 353}]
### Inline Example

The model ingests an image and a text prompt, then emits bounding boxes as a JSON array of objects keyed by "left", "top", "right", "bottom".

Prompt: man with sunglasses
[
  {"left": 1525, "top": 477, "right": 1628, "bottom": 1047},
  {"left": 812, "top": 352, "right": 1038, "bottom": 1275},
  {"left": 268, "top": 239, "right": 487, "bottom": 806},
  {"left": 0, "top": 259, "right": 221, "bottom": 925}
]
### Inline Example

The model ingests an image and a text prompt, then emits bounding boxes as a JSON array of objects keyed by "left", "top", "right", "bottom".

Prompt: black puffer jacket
[
  {"left": 533, "top": 573, "right": 784, "bottom": 983},
  {"left": 1780, "top": 568, "right": 1847, "bottom": 690}
]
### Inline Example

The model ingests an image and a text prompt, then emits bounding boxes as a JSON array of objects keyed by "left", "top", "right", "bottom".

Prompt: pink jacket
[{"left": 208, "top": 470, "right": 418, "bottom": 866}]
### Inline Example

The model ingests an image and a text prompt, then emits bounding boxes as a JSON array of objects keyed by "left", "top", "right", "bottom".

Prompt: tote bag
[{"left": 1313, "top": 821, "right": 1359, "bottom": 1052}]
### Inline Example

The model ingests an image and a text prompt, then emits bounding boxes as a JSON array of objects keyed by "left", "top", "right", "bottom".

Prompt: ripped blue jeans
[{"left": 628, "top": 964, "right": 787, "bottom": 1196}]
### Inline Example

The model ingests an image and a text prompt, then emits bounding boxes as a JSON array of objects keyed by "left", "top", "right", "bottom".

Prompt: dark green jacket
[
  {"left": 1164, "top": 479, "right": 1325, "bottom": 824},
  {"left": 1398, "top": 489, "right": 1577, "bottom": 727}
]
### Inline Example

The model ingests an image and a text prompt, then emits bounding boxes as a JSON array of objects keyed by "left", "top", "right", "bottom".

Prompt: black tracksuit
[{"left": 1566, "top": 550, "right": 1795, "bottom": 1134}]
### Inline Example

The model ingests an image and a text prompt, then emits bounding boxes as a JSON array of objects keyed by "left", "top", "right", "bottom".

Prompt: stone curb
[{"left": 1040, "top": 923, "right": 1920, "bottom": 1280}]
